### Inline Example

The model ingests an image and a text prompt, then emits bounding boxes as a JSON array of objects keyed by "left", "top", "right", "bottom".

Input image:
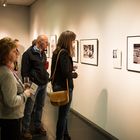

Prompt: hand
[
  {"left": 24, "top": 88, "right": 32, "bottom": 97},
  {"left": 73, "top": 65, "right": 78, "bottom": 71},
  {"left": 24, "top": 83, "right": 30, "bottom": 89},
  {"left": 72, "top": 72, "right": 78, "bottom": 79},
  {"left": 23, "top": 77, "right": 31, "bottom": 89},
  {"left": 45, "top": 60, "right": 49, "bottom": 70}
]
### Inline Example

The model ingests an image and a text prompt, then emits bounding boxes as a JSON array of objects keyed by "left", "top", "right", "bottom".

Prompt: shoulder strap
[
  {"left": 13, "top": 71, "right": 25, "bottom": 89},
  {"left": 51, "top": 49, "right": 64, "bottom": 83}
]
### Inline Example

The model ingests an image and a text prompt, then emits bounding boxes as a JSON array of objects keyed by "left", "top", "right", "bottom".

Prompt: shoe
[
  {"left": 34, "top": 125, "right": 46, "bottom": 136},
  {"left": 22, "top": 131, "right": 32, "bottom": 139},
  {"left": 64, "top": 134, "right": 71, "bottom": 140}
]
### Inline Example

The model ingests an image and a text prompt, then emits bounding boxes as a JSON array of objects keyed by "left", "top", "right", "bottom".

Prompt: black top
[
  {"left": 51, "top": 49, "right": 74, "bottom": 90},
  {"left": 21, "top": 46, "right": 49, "bottom": 85}
]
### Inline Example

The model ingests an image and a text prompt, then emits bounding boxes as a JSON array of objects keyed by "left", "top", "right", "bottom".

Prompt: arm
[
  {"left": 1, "top": 72, "right": 26, "bottom": 107},
  {"left": 60, "top": 52, "right": 78, "bottom": 79},
  {"left": 59, "top": 51, "right": 70, "bottom": 78}
]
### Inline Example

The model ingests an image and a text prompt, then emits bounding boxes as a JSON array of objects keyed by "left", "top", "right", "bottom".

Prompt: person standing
[
  {"left": 21, "top": 35, "right": 49, "bottom": 139},
  {"left": 0, "top": 37, "right": 31, "bottom": 140},
  {"left": 51, "top": 30, "right": 78, "bottom": 140}
]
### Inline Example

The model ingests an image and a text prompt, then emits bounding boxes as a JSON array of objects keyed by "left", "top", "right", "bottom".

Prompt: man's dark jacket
[{"left": 21, "top": 46, "right": 49, "bottom": 85}]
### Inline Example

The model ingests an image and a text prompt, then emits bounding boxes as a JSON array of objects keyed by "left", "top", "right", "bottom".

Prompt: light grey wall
[
  {"left": 0, "top": 5, "right": 30, "bottom": 51},
  {"left": 0, "top": 5, "right": 30, "bottom": 77}
]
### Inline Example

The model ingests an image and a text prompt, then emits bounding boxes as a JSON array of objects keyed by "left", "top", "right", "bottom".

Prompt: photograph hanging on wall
[
  {"left": 72, "top": 40, "right": 79, "bottom": 63},
  {"left": 80, "top": 39, "right": 98, "bottom": 65},
  {"left": 113, "top": 49, "right": 122, "bottom": 69},
  {"left": 127, "top": 36, "right": 140, "bottom": 72},
  {"left": 50, "top": 35, "right": 57, "bottom": 57}
]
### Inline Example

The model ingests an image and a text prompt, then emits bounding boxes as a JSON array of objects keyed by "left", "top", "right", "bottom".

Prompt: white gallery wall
[
  {"left": 29, "top": 0, "right": 140, "bottom": 140},
  {"left": 0, "top": 5, "right": 30, "bottom": 78},
  {"left": 0, "top": 5, "right": 30, "bottom": 52}
]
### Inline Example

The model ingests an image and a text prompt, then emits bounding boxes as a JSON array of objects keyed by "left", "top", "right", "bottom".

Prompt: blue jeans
[
  {"left": 54, "top": 86, "right": 73, "bottom": 140},
  {"left": 22, "top": 85, "right": 46, "bottom": 131}
]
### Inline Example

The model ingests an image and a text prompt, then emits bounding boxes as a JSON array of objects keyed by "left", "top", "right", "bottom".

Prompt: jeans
[
  {"left": 54, "top": 85, "right": 73, "bottom": 140},
  {"left": 22, "top": 85, "right": 46, "bottom": 131}
]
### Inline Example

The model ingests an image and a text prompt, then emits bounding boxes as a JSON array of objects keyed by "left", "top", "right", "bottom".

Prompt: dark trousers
[
  {"left": 0, "top": 118, "right": 22, "bottom": 140},
  {"left": 56, "top": 88, "right": 73, "bottom": 140}
]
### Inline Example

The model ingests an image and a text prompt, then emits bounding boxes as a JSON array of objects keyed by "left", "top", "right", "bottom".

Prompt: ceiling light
[{"left": 2, "top": 0, "right": 7, "bottom": 7}]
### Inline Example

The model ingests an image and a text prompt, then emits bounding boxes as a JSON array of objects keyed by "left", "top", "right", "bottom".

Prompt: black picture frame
[
  {"left": 127, "top": 36, "right": 140, "bottom": 72},
  {"left": 80, "top": 39, "right": 98, "bottom": 66}
]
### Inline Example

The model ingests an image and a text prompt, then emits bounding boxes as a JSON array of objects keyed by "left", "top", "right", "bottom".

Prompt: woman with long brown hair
[{"left": 51, "top": 30, "right": 78, "bottom": 140}]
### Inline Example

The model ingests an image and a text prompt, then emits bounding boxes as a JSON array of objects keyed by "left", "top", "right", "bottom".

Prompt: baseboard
[{"left": 70, "top": 108, "right": 119, "bottom": 140}]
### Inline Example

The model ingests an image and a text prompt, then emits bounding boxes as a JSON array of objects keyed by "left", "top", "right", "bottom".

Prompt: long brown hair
[
  {"left": 0, "top": 37, "right": 16, "bottom": 66},
  {"left": 54, "top": 30, "right": 76, "bottom": 56}
]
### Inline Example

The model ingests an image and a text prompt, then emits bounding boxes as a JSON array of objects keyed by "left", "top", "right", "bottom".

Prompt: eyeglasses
[
  {"left": 16, "top": 48, "right": 19, "bottom": 53},
  {"left": 13, "top": 48, "right": 20, "bottom": 55}
]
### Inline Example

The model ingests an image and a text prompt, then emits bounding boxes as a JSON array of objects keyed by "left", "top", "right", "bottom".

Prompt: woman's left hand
[{"left": 72, "top": 72, "right": 78, "bottom": 78}]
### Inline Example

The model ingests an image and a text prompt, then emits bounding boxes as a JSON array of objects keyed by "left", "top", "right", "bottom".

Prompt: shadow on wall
[{"left": 94, "top": 89, "right": 108, "bottom": 128}]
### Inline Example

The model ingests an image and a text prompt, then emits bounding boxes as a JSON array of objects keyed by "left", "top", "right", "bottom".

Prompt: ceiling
[{"left": 2, "top": 0, "right": 37, "bottom": 6}]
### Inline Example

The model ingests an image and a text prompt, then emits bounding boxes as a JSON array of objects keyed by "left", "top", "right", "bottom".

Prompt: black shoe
[
  {"left": 22, "top": 130, "right": 32, "bottom": 139},
  {"left": 34, "top": 126, "right": 46, "bottom": 136},
  {"left": 64, "top": 134, "right": 71, "bottom": 140}
]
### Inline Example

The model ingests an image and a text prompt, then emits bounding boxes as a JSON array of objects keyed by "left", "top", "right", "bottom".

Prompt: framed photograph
[
  {"left": 80, "top": 39, "right": 98, "bottom": 66},
  {"left": 127, "top": 36, "right": 140, "bottom": 72},
  {"left": 50, "top": 35, "right": 57, "bottom": 57},
  {"left": 72, "top": 40, "right": 79, "bottom": 63},
  {"left": 113, "top": 49, "right": 122, "bottom": 69}
]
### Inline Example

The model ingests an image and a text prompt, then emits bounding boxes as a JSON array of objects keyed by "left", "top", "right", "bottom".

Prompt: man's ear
[
  {"left": 39, "top": 41, "right": 44, "bottom": 49},
  {"left": 40, "top": 42, "right": 44, "bottom": 48}
]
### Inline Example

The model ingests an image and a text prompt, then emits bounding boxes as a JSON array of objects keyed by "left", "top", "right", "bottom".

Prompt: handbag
[{"left": 47, "top": 49, "right": 69, "bottom": 106}]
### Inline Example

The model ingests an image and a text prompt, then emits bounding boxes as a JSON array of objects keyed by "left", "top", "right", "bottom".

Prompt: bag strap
[
  {"left": 51, "top": 49, "right": 69, "bottom": 91},
  {"left": 51, "top": 49, "right": 64, "bottom": 83},
  {"left": 66, "top": 79, "right": 69, "bottom": 93}
]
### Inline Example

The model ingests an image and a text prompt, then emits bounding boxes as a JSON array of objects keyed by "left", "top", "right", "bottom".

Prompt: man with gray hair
[{"left": 21, "top": 35, "right": 49, "bottom": 139}]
